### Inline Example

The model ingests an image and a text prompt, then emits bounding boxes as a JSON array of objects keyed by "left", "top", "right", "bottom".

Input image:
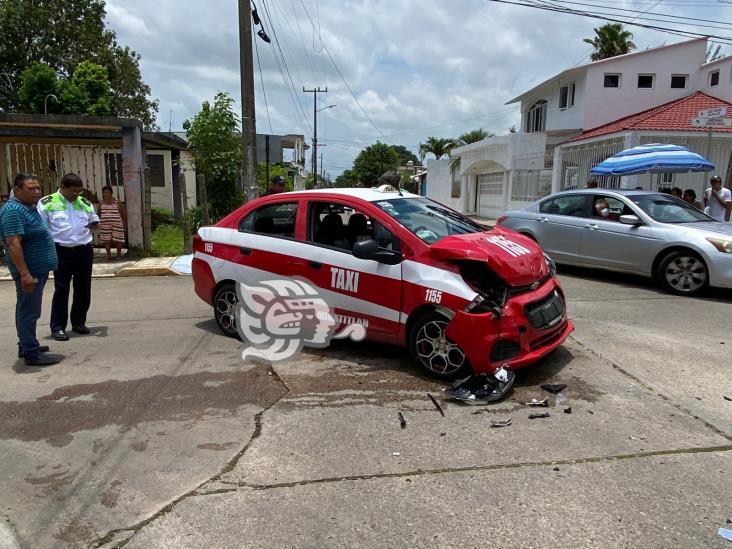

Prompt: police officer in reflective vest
[{"left": 38, "top": 173, "right": 100, "bottom": 341}]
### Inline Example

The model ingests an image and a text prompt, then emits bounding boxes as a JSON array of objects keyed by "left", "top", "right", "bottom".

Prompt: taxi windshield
[
  {"left": 373, "top": 197, "right": 487, "bottom": 244},
  {"left": 631, "top": 194, "right": 711, "bottom": 223}
]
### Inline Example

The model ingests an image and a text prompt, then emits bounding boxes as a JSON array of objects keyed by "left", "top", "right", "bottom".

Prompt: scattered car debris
[
  {"left": 527, "top": 397, "right": 549, "bottom": 407},
  {"left": 555, "top": 393, "right": 567, "bottom": 405},
  {"left": 398, "top": 412, "right": 407, "bottom": 429},
  {"left": 564, "top": 407, "right": 572, "bottom": 414},
  {"left": 443, "top": 369, "right": 516, "bottom": 404},
  {"left": 427, "top": 393, "right": 445, "bottom": 416},
  {"left": 553, "top": 466, "right": 560, "bottom": 471},
  {"left": 719, "top": 528, "right": 732, "bottom": 542},
  {"left": 529, "top": 412, "right": 550, "bottom": 419},
  {"left": 440, "top": 432, "right": 446, "bottom": 437},
  {"left": 541, "top": 383, "right": 567, "bottom": 394},
  {"left": 392, "top": 452, "right": 401, "bottom": 457},
  {"left": 724, "top": 396, "right": 732, "bottom": 402},
  {"left": 490, "top": 417, "right": 512, "bottom": 428},
  {"left": 588, "top": 410, "right": 594, "bottom": 414}
]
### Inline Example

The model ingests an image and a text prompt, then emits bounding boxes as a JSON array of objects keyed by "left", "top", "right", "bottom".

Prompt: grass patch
[{"left": 151, "top": 223, "right": 184, "bottom": 256}]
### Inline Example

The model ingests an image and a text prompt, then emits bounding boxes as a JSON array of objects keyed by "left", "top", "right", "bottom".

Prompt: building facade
[{"left": 427, "top": 38, "right": 732, "bottom": 219}]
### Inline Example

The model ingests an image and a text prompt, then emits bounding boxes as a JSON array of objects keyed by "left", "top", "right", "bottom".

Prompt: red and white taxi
[{"left": 192, "top": 187, "right": 573, "bottom": 379}]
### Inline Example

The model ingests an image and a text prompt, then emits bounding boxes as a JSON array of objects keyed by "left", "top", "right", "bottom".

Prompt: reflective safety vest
[{"left": 39, "top": 192, "right": 95, "bottom": 214}]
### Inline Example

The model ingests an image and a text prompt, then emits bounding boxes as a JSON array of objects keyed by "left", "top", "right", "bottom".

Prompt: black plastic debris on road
[
  {"left": 398, "top": 411, "right": 407, "bottom": 428},
  {"left": 428, "top": 393, "right": 445, "bottom": 416},
  {"left": 564, "top": 407, "right": 573, "bottom": 414},
  {"left": 443, "top": 371, "right": 515, "bottom": 404},
  {"left": 529, "top": 412, "right": 550, "bottom": 419}
]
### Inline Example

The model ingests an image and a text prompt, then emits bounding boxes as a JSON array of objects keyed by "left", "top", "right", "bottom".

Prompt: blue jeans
[{"left": 14, "top": 272, "right": 49, "bottom": 359}]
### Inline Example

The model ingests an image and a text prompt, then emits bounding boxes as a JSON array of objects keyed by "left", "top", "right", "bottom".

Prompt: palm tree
[
  {"left": 583, "top": 23, "right": 635, "bottom": 61},
  {"left": 418, "top": 137, "right": 455, "bottom": 160},
  {"left": 457, "top": 128, "right": 493, "bottom": 145},
  {"left": 449, "top": 128, "right": 495, "bottom": 175}
]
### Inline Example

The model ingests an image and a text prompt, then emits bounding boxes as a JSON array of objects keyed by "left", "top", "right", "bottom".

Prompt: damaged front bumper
[{"left": 444, "top": 280, "right": 574, "bottom": 376}]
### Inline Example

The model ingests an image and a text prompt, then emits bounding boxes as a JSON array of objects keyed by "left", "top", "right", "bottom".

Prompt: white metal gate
[{"left": 477, "top": 172, "right": 505, "bottom": 219}]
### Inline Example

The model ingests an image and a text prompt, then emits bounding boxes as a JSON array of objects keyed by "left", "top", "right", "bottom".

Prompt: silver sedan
[{"left": 497, "top": 189, "right": 732, "bottom": 295}]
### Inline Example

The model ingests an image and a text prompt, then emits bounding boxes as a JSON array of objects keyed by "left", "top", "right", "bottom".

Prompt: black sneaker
[
  {"left": 18, "top": 345, "right": 49, "bottom": 358},
  {"left": 72, "top": 325, "right": 90, "bottom": 335},
  {"left": 25, "top": 354, "right": 60, "bottom": 366},
  {"left": 52, "top": 330, "right": 70, "bottom": 341}
]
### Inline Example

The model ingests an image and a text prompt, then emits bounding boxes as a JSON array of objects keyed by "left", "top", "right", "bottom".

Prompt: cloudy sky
[{"left": 105, "top": 0, "right": 730, "bottom": 177}]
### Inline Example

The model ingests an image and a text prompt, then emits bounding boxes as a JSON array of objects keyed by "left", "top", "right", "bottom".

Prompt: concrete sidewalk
[{"left": 0, "top": 251, "right": 192, "bottom": 280}]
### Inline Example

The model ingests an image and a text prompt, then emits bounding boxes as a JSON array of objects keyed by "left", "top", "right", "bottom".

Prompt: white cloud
[{"left": 104, "top": 0, "right": 730, "bottom": 176}]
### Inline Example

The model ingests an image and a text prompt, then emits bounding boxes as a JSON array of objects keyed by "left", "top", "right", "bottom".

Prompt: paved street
[{"left": 0, "top": 272, "right": 730, "bottom": 548}]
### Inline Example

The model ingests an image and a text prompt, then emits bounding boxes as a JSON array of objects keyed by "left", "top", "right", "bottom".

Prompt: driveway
[{"left": 0, "top": 273, "right": 729, "bottom": 548}]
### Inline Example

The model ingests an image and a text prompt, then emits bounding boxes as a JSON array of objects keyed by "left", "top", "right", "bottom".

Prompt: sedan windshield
[
  {"left": 373, "top": 197, "right": 487, "bottom": 244},
  {"left": 631, "top": 194, "right": 712, "bottom": 223}
]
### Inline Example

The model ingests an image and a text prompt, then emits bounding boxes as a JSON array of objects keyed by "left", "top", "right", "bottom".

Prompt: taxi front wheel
[
  {"left": 213, "top": 283, "right": 240, "bottom": 339},
  {"left": 409, "top": 312, "right": 472, "bottom": 380}
]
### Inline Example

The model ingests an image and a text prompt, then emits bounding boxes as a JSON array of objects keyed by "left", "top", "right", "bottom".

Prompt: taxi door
[{"left": 296, "top": 199, "right": 403, "bottom": 339}]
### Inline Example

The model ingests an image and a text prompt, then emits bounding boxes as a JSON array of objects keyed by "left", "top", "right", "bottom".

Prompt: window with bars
[{"left": 104, "top": 153, "right": 166, "bottom": 187}]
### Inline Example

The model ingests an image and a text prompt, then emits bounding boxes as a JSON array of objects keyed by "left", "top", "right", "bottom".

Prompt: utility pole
[
  {"left": 239, "top": 0, "right": 257, "bottom": 201},
  {"left": 320, "top": 153, "right": 324, "bottom": 186},
  {"left": 303, "top": 86, "right": 327, "bottom": 186}
]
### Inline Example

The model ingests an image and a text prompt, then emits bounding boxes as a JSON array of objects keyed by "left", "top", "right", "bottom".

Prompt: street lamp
[{"left": 313, "top": 104, "right": 336, "bottom": 187}]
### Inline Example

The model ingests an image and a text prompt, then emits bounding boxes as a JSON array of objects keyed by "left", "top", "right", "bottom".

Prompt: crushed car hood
[{"left": 430, "top": 228, "right": 548, "bottom": 287}]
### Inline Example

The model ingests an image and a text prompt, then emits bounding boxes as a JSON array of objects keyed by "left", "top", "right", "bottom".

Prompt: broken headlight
[
  {"left": 544, "top": 253, "right": 557, "bottom": 278},
  {"left": 457, "top": 260, "right": 508, "bottom": 316}
]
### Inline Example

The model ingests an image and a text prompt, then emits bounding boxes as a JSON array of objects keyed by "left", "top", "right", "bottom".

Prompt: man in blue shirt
[{"left": 0, "top": 174, "right": 59, "bottom": 366}]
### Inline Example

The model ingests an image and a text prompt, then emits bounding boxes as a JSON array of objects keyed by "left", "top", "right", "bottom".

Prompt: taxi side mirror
[{"left": 353, "top": 238, "right": 402, "bottom": 265}]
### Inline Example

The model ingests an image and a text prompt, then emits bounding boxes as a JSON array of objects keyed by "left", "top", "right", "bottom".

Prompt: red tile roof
[{"left": 567, "top": 92, "right": 732, "bottom": 142}]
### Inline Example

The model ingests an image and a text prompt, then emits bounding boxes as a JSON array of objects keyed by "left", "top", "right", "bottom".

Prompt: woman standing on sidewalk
[{"left": 97, "top": 186, "right": 126, "bottom": 261}]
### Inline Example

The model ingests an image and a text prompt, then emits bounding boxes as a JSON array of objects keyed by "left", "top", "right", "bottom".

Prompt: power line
[
  {"left": 486, "top": 0, "right": 732, "bottom": 45},
  {"left": 260, "top": 0, "right": 314, "bottom": 136},
  {"left": 545, "top": 0, "right": 732, "bottom": 27},
  {"left": 253, "top": 24, "right": 273, "bottom": 133},
  {"left": 297, "top": 0, "right": 394, "bottom": 144}
]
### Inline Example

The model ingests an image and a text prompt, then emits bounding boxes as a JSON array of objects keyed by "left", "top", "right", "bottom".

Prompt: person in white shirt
[
  {"left": 703, "top": 175, "right": 732, "bottom": 222},
  {"left": 37, "top": 173, "right": 100, "bottom": 341}
]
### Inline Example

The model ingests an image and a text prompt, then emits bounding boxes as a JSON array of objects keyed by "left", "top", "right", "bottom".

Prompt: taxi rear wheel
[
  {"left": 213, "top": 283, "right": 240, "bottom": 339},
  {"left": 409, "top": 312, "right": 472, "bottom": 380}
]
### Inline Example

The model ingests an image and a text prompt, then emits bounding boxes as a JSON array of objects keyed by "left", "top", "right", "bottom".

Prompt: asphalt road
[{"left": 0, "top": 272, "right": 730, "bottom": 548}]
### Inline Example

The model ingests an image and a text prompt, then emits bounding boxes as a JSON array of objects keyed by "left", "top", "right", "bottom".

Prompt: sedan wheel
[
  {"left": 658, "top": 251, "right": 708, "bottom": 296},
  {"left": 409, "top": 313, "right": 471, "bottom": 380},
  {"left": 213, "top": 283, "right": 240, "bottom": 338}
]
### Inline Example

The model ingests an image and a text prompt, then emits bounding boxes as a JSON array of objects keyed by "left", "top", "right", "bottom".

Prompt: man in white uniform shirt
[
  {"left": 38, "top": 173, "right": 100, "bottom": 341},
  {"left": 703, "top": 175, "right": 732, "bottom": 222}
]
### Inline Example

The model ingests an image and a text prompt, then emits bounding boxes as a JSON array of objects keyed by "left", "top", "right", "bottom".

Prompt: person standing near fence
[
  {"left": 0, "top": 173, "right": 59, "bottom": 365},
  {"left": 38, "top": 173, "right": 100, "bottom": 341},
  {"left": 97, "top": 185, "right": 126, "bottom": 260}
]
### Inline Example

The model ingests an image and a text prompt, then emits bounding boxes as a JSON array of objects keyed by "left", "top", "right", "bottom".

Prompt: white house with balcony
[{"left": 427, "top": 37, "right": 732, "bottom": 218}]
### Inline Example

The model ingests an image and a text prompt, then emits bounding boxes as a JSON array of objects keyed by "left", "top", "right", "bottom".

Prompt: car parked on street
[
  {"left": 192, "top": 187, "right": 573, "bottom": 380},
  {"left": 497, "top": 189, "right": 732, "bottom": 296}
]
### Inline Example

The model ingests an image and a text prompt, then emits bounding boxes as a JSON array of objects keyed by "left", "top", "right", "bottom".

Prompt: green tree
[
  {"left": 418, "top": 137, "right": 455, "bottom": 160},
  {"left": 58, "top": 61, "right": 113, "bottom": 116},
  {"left": 583, "top": 23, "right": 635, "bottom": 61},
  {"left": 0, "top": 0, "right": 157, "bottom": 127},
  {"left": 18, "top": 62, "right": 59, "bottom": 113},
  {"left": 390, "top": 144, "right": 419, "bottom": 166},
  {"left": 183, "top": 92, "right": 243, "bottom": 218},
  {"left": 333, "top": 169, "right": 359, "bottom": 188},
  {"left": 353, "top": 142, "right": 400, "bottom": 187}
]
